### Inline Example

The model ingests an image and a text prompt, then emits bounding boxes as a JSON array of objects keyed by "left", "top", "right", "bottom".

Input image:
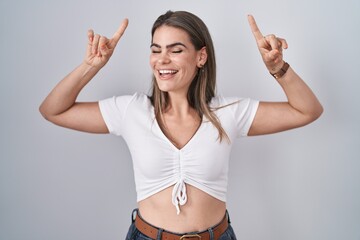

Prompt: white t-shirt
[{"left": 99, "top": 92, "right": 259, "bottom": 214}]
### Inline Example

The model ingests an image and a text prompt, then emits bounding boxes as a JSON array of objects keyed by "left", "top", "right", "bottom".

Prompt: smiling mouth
[{"left": 158, "top": 69, "right": 178, "bottom": 76}]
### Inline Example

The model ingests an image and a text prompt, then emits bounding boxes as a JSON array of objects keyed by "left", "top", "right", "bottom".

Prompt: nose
[{"left": 157, "top": 52, "right": 170, "bottom": 64}]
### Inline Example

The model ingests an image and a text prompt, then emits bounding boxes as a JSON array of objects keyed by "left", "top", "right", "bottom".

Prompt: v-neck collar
[{"left": 151, "top": 108, "right": 204, "bottom": 151}]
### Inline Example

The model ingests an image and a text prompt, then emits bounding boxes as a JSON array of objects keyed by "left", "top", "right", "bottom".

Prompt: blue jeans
[{"left": 125, "top": 209, "right": 237, "bottom": 240}]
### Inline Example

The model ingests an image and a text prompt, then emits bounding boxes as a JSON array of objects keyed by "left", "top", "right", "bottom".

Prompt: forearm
[
  {"left": 277, "top": 66, "right": 323, "bottom": 121},
  {"left": 39, "top": 62, "right": 101, "bottom": 118}
]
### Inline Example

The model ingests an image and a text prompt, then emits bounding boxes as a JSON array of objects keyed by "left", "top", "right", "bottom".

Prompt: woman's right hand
[
  {"left": 39, "top": 19, "right": 129, "bottom": 133},
  {"left": 85, "top": 18, "right": 129, "bottom": 68}
]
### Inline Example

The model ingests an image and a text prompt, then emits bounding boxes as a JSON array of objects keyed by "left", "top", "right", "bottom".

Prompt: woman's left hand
[{"left": 247, "top": 15, "right": 288, "bottom": 74}]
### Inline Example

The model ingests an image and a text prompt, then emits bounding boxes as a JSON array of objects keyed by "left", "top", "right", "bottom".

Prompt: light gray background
[{"left": 1, "top": 0, "right": 359, "bottom": 239}]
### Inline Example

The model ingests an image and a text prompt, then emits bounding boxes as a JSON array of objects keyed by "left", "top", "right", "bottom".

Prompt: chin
[
  {"left": 156, "top": 81, "right": 173, "bottom": 93},
  {"left": 157, "top": 86, "right": 172, "bottom": 93}
]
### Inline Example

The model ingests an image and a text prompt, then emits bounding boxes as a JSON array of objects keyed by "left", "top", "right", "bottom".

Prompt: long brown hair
[{"left": 149, "top": 10, "right": 229, "bottom": 142}]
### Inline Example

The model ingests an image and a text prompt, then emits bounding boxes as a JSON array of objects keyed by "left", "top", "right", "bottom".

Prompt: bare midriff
[{"left": 138, "top": 184, "right": 227, "bottom": 233}]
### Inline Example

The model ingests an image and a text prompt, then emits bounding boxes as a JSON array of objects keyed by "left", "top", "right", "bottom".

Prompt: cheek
[
  {"left": 184, "top": 55, "right": 198, "bottom": 70},
  {"left": 149, "top": 56, "right": 156, "bottom": 69},
  {"left": 184, "top": 61, "right": 198, "bottom": 76}
]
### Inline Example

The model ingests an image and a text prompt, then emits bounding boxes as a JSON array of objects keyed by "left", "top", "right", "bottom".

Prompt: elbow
[
  {"left": 39, "top": 104, "right": 46, "bottom": 119},
  {"left": 39, "top": 106, "right": 49, "bottom": 121},
  {"left": 39, "top": 103, "right": 53, "bottom": 122},
  {"left": 306, "top": 103, "right": 324, "bottom": 124},
  {"left": 313, "top": 103, "right": 324, "bottom": 120},
  {"left": 317, "top": 104, "right": 324, "bottom": 119}
]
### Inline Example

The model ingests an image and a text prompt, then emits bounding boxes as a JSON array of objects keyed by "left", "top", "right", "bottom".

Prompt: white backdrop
[{"left": 1, "top": 0, "right": 359, "bottom": 239}]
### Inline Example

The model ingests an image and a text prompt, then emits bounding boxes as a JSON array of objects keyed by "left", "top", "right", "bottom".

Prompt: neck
[{"left": 166, "top": 92, "right": 192, "bottom": 117}]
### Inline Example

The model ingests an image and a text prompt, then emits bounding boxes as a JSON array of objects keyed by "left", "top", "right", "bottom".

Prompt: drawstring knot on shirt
[{"left": 171, "top": 179, "right": 187, "bottom": 214}]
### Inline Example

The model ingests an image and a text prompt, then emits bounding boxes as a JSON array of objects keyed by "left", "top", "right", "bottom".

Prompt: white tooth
[{"left": 159, "top": 70, "right": 177, "bottom": 74}]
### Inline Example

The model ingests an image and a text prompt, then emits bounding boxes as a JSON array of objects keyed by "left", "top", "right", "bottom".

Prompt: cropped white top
[{"left": 99, "top": 92, "right": 259, "bottom": 214}]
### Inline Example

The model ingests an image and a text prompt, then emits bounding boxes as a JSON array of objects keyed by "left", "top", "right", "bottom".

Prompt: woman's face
[{"left": 150, "top": 25, "right": 206, "bottom": 95}]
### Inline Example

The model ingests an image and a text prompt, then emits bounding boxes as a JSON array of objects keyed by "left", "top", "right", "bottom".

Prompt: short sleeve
[
  {"left": 98, "top": 94, "right": 135, "bottom": 136},
  {"left": 219, "top": 96, "right": 259, "bottom": 137}
]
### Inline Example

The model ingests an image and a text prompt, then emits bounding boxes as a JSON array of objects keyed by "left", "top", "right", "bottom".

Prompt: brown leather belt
[{"left": 134, "top": 212, "right": 229, "bottom": 240}]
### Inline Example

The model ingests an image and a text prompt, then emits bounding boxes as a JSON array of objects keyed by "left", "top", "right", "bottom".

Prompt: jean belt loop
[
  {"left": 208, "top": 227, "right": 214, "bottom": 240},
  {"left": 156, "top": 228, "right": 164, "bottom": 240},
  {"left": 131, "top": 208, "right": 138, "bottom": 223}
]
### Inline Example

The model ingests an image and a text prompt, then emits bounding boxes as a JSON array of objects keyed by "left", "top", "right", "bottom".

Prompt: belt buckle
[{"left": 180, "top": 234, "right": 201, "bottom": 239}]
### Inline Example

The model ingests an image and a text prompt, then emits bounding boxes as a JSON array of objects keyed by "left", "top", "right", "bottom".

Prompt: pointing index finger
[
  {"left": 110, "top": 18, "right": 129, "bottom": 48},
  {"left": 247, "top": 15, "right": 264, "bottom": 41}
]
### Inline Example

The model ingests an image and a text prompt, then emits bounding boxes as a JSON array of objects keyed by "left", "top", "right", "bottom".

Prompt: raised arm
[
  {"left": 39, "top": 19, "right": 128, "bottom": 133},
  {"left": 246, "top": 15, "right": 323, "bottom": 136}
]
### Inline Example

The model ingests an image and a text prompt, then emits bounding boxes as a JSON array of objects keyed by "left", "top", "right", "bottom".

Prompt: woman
[{"left": 39, "top": 10, "right": 323, "bottom": 240}]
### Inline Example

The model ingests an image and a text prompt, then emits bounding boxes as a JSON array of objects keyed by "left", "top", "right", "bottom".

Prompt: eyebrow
[{"left": 150, "top": 42, "right": 187, "bottom": 49}]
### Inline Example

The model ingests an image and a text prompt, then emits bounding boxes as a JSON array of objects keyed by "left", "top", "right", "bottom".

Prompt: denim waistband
[{"left": 128, "top": 208, "right": 232, "bottom": 240}]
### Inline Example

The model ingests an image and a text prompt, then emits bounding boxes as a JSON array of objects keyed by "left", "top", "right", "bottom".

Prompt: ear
[{"left": 197, "top": 47, "right": 208, "bottom": 68}]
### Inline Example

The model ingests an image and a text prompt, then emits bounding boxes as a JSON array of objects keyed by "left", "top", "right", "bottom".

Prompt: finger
[
  {"left": 278, "top": 37, "right": 288, "bottom": 49},
  {"left": 265, "top": 50, "right": 277, "bottom": 62},
  {"left": 247, "top": 14, "right": 264, "bottom": 41},
  {"left": 99, "top": 36, "right": 109, "bottom": 48},
  {"left": 268, "top": 49, "right": 281, "bottom": 60},
  {"left": 87, "top": 29, "right": 94, "bottom": 55},
  {"left": 268, "top": 34, "right": 280, "bottom": 51},
  {"left": 87, "top": 29, "right": 94, "bottom": 43},
  {"left": 109, "top": 18, "right": 129, "bottom": 48},
  {"left": 92, "top": 34, "right": 100, "bottom": 54},
  {"left": 99, "top": 36, "right": 110, "bottom": 56}
]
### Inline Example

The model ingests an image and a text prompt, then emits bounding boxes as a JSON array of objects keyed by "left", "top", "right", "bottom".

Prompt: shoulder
[
  {"left": 209, "top": 95, "right": 257, "bottom": 108},
  {"left": 115, "top": 92, "right": 149, "bottom": 102},
  {"left": 99, "top": 92, "right": 152, "bottom": 116},
  {"left": 102, "top": 92, "right": 150, "bottom": 106},
  {"left": 129, "top": 92, "right": 152, "bottom": 108},
  {"left": 209, "top": 95, "right": 259, "bottom": 122}
]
